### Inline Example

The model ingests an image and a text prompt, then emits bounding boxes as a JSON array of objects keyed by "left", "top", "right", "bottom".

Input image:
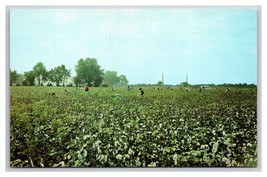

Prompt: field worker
[
  {"left": 139, "top": 88, "right": 144, "bottom": 96},
  {"left": 85, "top": 85, "right": 89, "bottom": 92}
]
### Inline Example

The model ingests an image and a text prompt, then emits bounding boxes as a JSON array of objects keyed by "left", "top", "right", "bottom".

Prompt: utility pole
[
  {"left": 162, "top": 73, "right": 164, "bottom": 85},
  {"left": 186, "top": 74, "right": 188, "bottom": 83}
]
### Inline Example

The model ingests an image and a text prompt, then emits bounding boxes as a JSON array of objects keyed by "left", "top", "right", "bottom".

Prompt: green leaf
[
  {"left": 148, "top": 162, "right": 157, "bottom": 167},
  {"left": 212, "top": 142, "right": 219, "bottom": 154}
]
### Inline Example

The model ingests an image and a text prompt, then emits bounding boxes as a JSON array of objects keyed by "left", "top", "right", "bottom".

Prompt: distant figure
[
  {"left": 139, "top": 88, "right": 144, "bottom": 96},
  {"left": 65, "top": 89, "right": 69, "bottom": 94},
  {"left": 85, "top": 85, "right": 89, "bottom": 92},
  {"left": 127, "top": 85, "right": 131, "bottom": 91},
  {"left": 226, "top": 88, "right": 230, "bottom": 92},
  {"left": 46, "top": 92, "right": 55, "bottom": 96}
]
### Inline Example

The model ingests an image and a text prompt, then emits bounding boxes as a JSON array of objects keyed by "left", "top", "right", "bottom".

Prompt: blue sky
[{"left": 10, "top": 8, "right": 257, "bottom": 85}]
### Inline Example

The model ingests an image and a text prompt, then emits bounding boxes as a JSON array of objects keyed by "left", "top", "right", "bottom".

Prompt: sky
[{"left": 9, "top": 8, "right": 258, "bottom": 85}]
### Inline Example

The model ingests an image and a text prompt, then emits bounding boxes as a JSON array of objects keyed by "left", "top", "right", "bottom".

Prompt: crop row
[{"left": 10, "top": 87, "right": 257, "bottom": 167}]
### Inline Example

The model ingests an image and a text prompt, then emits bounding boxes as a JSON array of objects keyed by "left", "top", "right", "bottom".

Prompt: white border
[{"left": 1, "top": 0, "right": 266, "bottom": 177}]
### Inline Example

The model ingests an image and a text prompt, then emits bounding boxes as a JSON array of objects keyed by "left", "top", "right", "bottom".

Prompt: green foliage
[
  {"left": 23, "top": 71, "right": 36, "bottom": 86},
  {"left": 73, "top": 76, "right": 83, "bottom": 87},
  {"left": 119, "top": 75, "right": 129, "bottom": 86},
  {"left": 157, "top": 81, "right": 163, "bottom": 86},
  {"left": 10, "top": 86, "right": 257, "bottom": 167},
  {"left": 15, "top": 74, "right": 24, "bottom": 86},
  {"left": 103, "top": 71, "right": 120, "bottom": 86},
  {"left": 33, "top": 62, "right": 48, "bottom": 86},
  {"left": 180, "top": 82, "right": 189, "bottom": 87},
  {"left": 10, "top": 69, "right": 19, "bottom": 86},
  {"left": 103, "top": 71, "right": 129, "bottom": 87},
  {"left": 75, "top": 58, "right": 104, "bottom": 87},
  {"left": 49, "top": 65, "right": 71, "bottom": 86},
  {"left": 101, "top": 83, "right": 108, "bottom": 87}
]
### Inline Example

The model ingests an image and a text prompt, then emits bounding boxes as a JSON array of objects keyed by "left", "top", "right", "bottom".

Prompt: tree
[
  {"left": 60, "top": 65, "right": 71, "bottom": 86},
  {"left": 10, "top": 69, "right": 19, "bottom": 86},
  {"left": 47, "top": 69, "right": 55, "bottom": 86},
  {"left": 103, "top": 71, "right": 120, "bottom": 86},
  {"left": 73, "top": 76, "right": 83, "bottom": 87},
  {"left": 119, "top": 74, "right": 129, "bottom": 86},
  {"left": 157, "top": 81, "right": 163, "bottom": 86},
  {"left": 23, "top": 71, "right": 36, "bottom": 86},
  {"left": 33, "top": 62, "right": 48, "bottom": 86},
  {"left": 48, "top": 65, "right": 71, "bottom": 86},
  {"left": 15, "top": 74, "right": 24, "bottom": 86},
  {"left": 75, "top": 58, "right": 104, "bottom": 86},
  {"left": 180, "top": 82, "right": 189, "bottom": 87},
  {"left": 48, "top": 67, "right": 62, "bottom": 86}
]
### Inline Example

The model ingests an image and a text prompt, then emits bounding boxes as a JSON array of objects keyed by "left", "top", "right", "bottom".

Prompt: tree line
[{"left": 10, "top": 57, "right": 129, "bottom": 87}]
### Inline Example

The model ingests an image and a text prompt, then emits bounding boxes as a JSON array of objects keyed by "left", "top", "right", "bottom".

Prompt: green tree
[
  {"left": 47, "top": 69, "right": 54, "bottom": 86},
  {"left": 180, "top": 82, "right": 189, "bottom": 87},
  {"left": 75, "top": 58, "right": 104, "bottom": 86},
  {"left": 33, "top": 62, "right": 48, "bottom": 86},
  {"left": 119, "top": 74, "right": 129, "bottom": 86},
  {"left": 15, "top": 74, "right": 24, "bottom": 86},
  {"left": 48, "top": 65, "right": 71, "bottom": 86},
  {"left": 48, "top": 67, "right": 62, "bottom": 86},
  {"left": 10, "top": 69, "right": 19, "bottom": 86},
  {"left": 60, "top": 65, "right": 71, "bottom": 86},
  {"left": 23, "top": 71, "right": 35, "bottom": 86},
  {"left": 157, "top": 81, "right": 163, "bottom": 86},
  {"left": 103, "top": 71, "right": 120, "bottom": 86},
  {"left": 73, "top": 76, "right": 83, "bottom": 87}
]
